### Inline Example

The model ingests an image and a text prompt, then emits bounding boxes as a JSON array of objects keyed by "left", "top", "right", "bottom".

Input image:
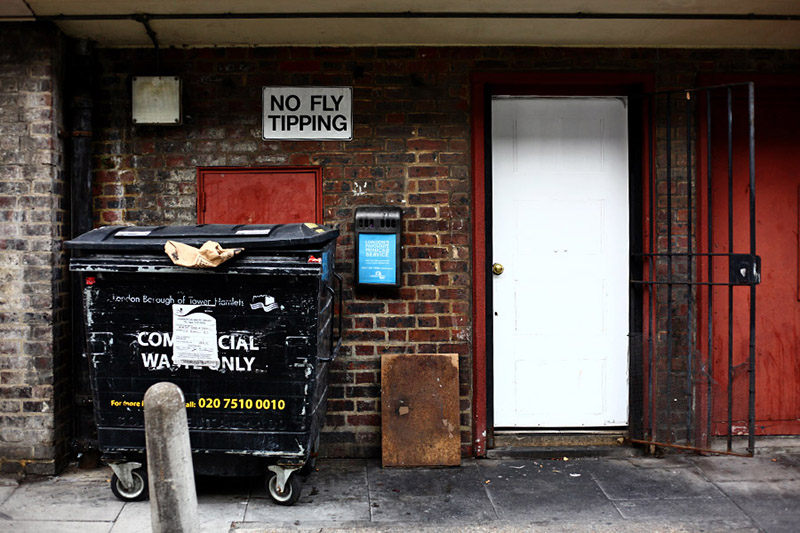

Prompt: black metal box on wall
[{"left": 355, "top": 207, "right": 402, "bottom": 288}]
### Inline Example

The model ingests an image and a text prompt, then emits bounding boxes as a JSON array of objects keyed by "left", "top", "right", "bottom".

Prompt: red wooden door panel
[
  {"left": 197, "top": 167, "right": 322, "bottom": 224},
  {"left": 700, "top": 83, "right": 800, "bottom": 436}
]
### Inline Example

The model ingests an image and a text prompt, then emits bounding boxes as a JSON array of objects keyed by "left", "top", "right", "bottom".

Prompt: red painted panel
[
  {"left": 698, "top": 79, "right": 800, "bottom": 436},
  {"left": 197, "top": 167, "right": 322, "bottom": 224}
]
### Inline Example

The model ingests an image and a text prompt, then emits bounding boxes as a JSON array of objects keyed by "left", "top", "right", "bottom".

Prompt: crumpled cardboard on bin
[{"left": 164, "top": 240, "right": 243, "bottom": 268}]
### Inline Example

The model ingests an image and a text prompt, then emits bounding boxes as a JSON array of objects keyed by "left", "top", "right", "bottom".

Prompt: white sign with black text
[{"left": 262, "top": 86, "right": 353, "bottom": 140}]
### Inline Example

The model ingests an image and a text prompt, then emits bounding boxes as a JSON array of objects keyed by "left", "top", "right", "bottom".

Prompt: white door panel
[{"left": 492, "top": 97, "right": 629, "bottom": 428}]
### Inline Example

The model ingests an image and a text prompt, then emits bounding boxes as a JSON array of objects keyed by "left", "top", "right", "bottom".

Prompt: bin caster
[
  {"left": 266, "top": 465, "right": 301, "bottom": 506},
  {"left": 109, "top": 462, "right": 149, "bottom": 502}
]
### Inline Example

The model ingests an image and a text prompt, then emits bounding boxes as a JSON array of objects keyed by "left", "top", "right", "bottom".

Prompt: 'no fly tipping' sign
[{"left": 262, "top": 86, "right": 353, "bottom": 140}]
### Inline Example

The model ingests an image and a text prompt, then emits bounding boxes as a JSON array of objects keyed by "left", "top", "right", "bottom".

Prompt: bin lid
[{"left": 65, "top": 223, "right": 338, "bottom": 252}]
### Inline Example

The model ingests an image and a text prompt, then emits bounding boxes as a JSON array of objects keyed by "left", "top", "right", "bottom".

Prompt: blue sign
[{"left": 358, "top": 233, "right": 397, "bottom": 285}]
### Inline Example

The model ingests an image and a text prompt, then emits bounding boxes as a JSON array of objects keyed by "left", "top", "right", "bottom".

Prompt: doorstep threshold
[{"left": 487, "top": 429, "right": 639, "bottom": 459}]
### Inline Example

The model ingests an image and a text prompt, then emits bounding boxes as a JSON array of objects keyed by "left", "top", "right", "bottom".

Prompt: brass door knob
[{"left": 492, "top": 263, "right": 504, "bottom": 276}]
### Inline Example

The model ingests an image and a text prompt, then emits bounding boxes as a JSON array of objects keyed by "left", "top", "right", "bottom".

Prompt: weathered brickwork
[
  {"left": 0, "top": 23, "right": 69, "bottom": 474},
  {"left": 88, "top": 46, "right": 800, "bottom": 457},
  {"left": 4, "top": 29, "right": 800, "bottom": 469}
]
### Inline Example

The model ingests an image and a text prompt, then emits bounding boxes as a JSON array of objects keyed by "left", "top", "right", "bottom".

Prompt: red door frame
[
  {"left": 196, "top": 166, "right": 323, "bottom": 224},
  {"left": 470, "top": 72, "right": 655, "bottom": 456},
  {"left": 696, "top": 73, "right": 800, "bottom": 441}
]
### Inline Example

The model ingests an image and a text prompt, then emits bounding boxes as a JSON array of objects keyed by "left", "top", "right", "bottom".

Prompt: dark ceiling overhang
[{"left": 3, "top": 1, "right": 800, "bottom": 48}]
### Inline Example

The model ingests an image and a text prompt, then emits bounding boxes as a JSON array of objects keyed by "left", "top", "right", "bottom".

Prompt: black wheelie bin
[{"left": 66, "top": 223, "right": 341, "bottom": 506}]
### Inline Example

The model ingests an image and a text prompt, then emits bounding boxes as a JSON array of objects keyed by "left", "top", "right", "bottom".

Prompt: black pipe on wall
[{"left": 67, "top": 38, "right": 97, "bottom": 455}]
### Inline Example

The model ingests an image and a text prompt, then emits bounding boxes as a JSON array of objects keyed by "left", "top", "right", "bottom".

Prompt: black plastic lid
[{"left": 65, "top": 223, "right": 338, "bottom": 252}]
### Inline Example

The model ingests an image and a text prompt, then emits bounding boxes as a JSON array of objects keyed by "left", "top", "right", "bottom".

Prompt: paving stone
[
  {"left": 229, "top": 525, "right": 755, "bottom": 533},
  {"left": 613, "top": 495, "right": 750, "bottom": 523},
  {"left": 626, "top": 456, "right": 693, "bottom": 469},
  {"left": 3, "top": 456, "right": 800, "bottom": 532},
  {"left": 589, "top": 457, "right": 723, "bottom": 501},
  {"left": 0, "top": 522, "right": 113, "bottom": 533},
  {"left": 244, "top": 459, "right": 370, "bottom": 525},
  {"left": 715, "top": 479, "right": 800, "bottom": 533},
  {"left": 0, "top": 474, "right": 124, "bottom": 522},
  {"left": 478, "top": 459, "right": 622, "bottom": 523},
  {"left": 0, "top": 486, "right": 16, "bottom": 506},
  {"left": 110, "top": 494, "right": 246, "bottom": 533},
  {"left": 368, "top": 460, "right": 497, "bottom": 524},
  {"left": 772, "top": 453, "right": 800, "bottom": 469},
  {"left": 691, "top": 455, "right": 800, "bottom": 482}
]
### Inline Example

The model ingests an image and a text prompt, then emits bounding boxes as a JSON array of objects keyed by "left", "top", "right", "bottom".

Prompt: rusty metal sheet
[{"left": 381, "top": 353, "right": 460, "bottom": 467}]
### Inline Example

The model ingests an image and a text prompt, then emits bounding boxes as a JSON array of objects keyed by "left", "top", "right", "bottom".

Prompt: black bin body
[{"left": 66, "top": 223, "right": 339, "bottom": 472}]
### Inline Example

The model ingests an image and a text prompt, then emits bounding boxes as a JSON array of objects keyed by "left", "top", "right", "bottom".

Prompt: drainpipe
[
  {"left": 68, "top": 38, "right": 95, "bottom": 456},
  {"left": 69, "top": 38, "right": 93, "bottom": 238}
]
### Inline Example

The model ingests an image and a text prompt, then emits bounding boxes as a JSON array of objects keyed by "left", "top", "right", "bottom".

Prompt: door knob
[{"left": 492, "top": 263, "right": 504, "bottom": 276}]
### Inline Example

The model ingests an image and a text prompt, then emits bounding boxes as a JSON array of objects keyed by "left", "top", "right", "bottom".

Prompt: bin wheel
[
  {"left": 266, "top": 472, "right": 301, "bottom": 506},
  {"left": 110, "top": 468, "right": 149, "bottom": 502}
]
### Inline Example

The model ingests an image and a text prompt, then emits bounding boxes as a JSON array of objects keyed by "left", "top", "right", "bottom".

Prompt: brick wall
[
  {"left": 0, "top": 23, "right": 69, "bottom": 475},
  {"left": 91, "top": 46, "right": 800, "bottom": 456}
]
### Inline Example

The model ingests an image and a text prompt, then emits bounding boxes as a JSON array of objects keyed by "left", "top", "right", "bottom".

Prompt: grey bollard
[{"left": 144, "top": 382, "right": 200, "bottom": 533}]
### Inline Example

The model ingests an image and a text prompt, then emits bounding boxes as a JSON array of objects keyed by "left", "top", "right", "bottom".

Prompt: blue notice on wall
[{"left": 358, "top": 233, "right": 397, "bottom": 285}]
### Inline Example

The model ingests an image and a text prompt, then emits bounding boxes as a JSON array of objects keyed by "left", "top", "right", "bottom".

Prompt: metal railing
[{"left": 631, "top": 83, "right": 758, "bottom": 455}]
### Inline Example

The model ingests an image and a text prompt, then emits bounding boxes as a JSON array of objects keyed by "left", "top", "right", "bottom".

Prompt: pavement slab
[
  {"left": 690, "top": 454, "right": 800, "bottom": 482},
  {"left": 110, "top": 479, "right": 249, "bottom": 533},
  {"left": 243, "top": 459, "right": 371, "bottom": 526},
  {"left": 0, "top": 486, "right": 16, "bottom": 508},
  {"left": 478, "top": 459, "right": 622, "bottom": 523},
  {"left": 612, "top": 495, "right": 751, "bottom": 523},
  {"left": 625, "top": 456, "right": 693, "bottom": 469},
  {"left": 0, "top": 521, "right": 114, "bottom": 533},
  {"left": 230, "top": 523, "right": 760, "bottom": 533},
  {"left": 0, "top": 466, "right": 124, "bottom": 523},
  {"left": 366, "top": 460, "right": 497, "bottom": 525},
  {"left": 714, "top": 478, "right": 800, "bottom": 533},
  {"left": 588, "top": 457, "right": 726, "bottom": 501},
  {"left": 1, "top": 453, "right": 799, "bottom": 532}
]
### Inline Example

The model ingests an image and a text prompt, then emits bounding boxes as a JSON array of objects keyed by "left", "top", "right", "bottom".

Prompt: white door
[{"left": 491, "top": 97, "right": 629, "bottom": 428}]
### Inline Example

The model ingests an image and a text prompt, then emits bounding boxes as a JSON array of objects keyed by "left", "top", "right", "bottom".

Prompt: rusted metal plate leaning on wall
[{"left": 381, "top": 353, "right": 460, "bottom": 467}]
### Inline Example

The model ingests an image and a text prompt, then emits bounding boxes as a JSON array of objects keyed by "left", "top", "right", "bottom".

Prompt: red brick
[
  {"left": 387, "top": 303, "right": 407, "bottom": 314},
  {"left": 409, "top": 329, "right": 450, "bottom": 342},
  {"left": 408, "top": 139, "right": 447, "bottom": 151},
  {"left": 346, "top": 414, "right": 381, "bottom": 427}
]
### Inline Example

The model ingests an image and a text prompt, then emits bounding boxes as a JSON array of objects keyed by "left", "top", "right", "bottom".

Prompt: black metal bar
[
  {"left": 726, "top": 87, "right": 735, "bottom": 452},
  {"left": 628, "top": 89, "right": 646, "bottom": 443},
  {"left": 633, "top": 83, "right": 757, "bottom": 452},
  {"left": 647, "top": 94, "right": 656, "bottom": 441},
  {"left": 747, "top": 82, "right": 757, "bottom": 455},
  {"left": 706, "top": 89, "right": 715, "bottom": 447},
  {"left": 33, "top": 12, "right": 800, "bottom": 22},
  {"left": 686, "top": 91, "right": 695, "bottom": 444},
  {"left": 666, "top": 93, "right": 675, "bottom": 443},
  {"left": 68, "top": 38, "right": 96, "bottom": 453}
]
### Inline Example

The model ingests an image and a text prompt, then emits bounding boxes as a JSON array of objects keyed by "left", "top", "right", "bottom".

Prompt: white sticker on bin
[
  {"left": 171, "top": 304, "right": 220, "bottom": 368},
  {"left": 234, "top": 229, "right": 271, "bottom": 235},
  {"left": 116, "top": 230, "right": 153, "bottom": 237}
]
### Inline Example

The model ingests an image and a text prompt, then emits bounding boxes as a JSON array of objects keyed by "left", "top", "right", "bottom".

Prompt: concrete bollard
[{"left": 144, "top": 382, "right": 200, "bottom": 533}]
